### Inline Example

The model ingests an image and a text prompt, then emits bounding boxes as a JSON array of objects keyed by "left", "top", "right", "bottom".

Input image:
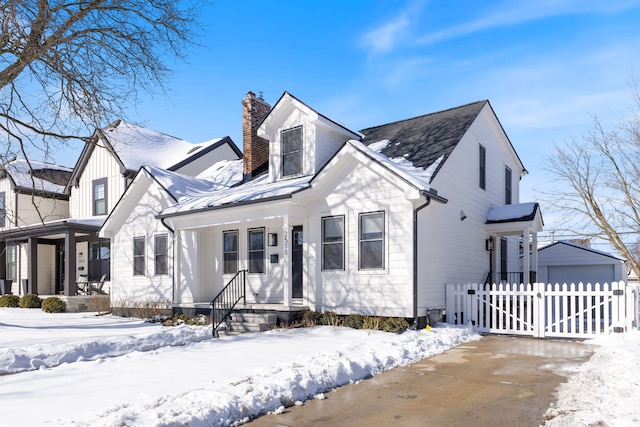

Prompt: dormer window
[{"left": 281, "top": 126, "right": 303, "bottom": 177}]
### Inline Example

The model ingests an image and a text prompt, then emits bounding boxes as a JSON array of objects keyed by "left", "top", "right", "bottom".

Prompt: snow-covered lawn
[
  {"left": 0, "top": 309, "right": 479, "bottom": 426},
  {"left": 2, "top": 309, "right": 638, "bottom": 426}
]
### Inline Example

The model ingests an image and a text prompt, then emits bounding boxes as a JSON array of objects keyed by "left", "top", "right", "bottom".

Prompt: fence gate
[{"left": 445, "top": 282, "right": 634, "bottom": 339}]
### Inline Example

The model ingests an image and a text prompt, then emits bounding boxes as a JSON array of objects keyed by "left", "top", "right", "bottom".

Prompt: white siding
[
  {"left": 70, "top": 142, "right": 125, "bottom": 219},
  {"left": 15, "top": 193, "right": 68, "bottom": 226},
  {"left": 0, "top": 178, "right": 15, "bottom": 230},
  {"left": 418, "top": 106, "right": 525, "bottom": 310}
]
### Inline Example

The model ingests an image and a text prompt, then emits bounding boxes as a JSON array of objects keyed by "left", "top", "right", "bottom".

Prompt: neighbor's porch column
[
  {"left": 64, "top": 231, "right": 76, "bottom": 296},
  {"left": 522, "top": 228, "right": 530, "bottom": 284},
  {"left": 27, "top": 237, "right": 38, "bottom": 294},
  {"left": 282, "top": 215, "right": 291, "bottom": 308}
]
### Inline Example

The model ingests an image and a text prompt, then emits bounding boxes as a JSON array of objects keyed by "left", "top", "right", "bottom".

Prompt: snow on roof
[
  {"left": 539, "top": 240, "right": 626, "bottom": 261},
  {"left": 103, "top": 121, "right": 222, "bottom": 171},
  {"left": 4, "top": 158, "right": 72, "bottom": 194},
  {"left": 347, "top": 139, "right": 442, "bottom": 191},
  {"left": 144, "top": 159, "right": 243, "bottom": 202},
  {"left": 486, "top": 202, "right": 539, "bottom": 223},
  {"left": 161, "top": 174, "right": 313, "bottom": 216}
]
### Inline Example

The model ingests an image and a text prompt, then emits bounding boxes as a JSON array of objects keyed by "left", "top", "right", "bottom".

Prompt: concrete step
[{"left": 229, "top": 312, "right": 278, "bottom": 324}]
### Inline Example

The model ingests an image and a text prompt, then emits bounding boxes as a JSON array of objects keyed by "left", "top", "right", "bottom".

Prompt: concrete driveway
[{"left": 246, "top": 335, "right": 595, "bottom": 427}]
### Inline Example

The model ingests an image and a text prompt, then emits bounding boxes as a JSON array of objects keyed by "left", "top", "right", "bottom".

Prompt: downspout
[
  {"left": 412, "top": 197, "right": 431, "bottom": 329},
  {"left": 160, "top": 218, "right": 175, "bottom": 309}
]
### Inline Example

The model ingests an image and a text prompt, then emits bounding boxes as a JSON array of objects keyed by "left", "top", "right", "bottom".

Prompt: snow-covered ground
[{"left": 1, "top": 309, "right": 638, "bottom": 426}]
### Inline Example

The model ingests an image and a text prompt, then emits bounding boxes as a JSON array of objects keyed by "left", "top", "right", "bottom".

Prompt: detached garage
[{"left": 537, "top": 241, "right": 628, "bottom": 285}]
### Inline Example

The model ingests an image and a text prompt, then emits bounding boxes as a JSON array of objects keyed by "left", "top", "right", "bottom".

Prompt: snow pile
[{"left": 543, "top": 330, "right": 640, "bottom": 426}]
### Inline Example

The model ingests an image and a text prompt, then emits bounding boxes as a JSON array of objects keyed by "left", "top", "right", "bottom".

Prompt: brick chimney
[{"left": 242, "top": 91, "right": 271, "bottom": 179}]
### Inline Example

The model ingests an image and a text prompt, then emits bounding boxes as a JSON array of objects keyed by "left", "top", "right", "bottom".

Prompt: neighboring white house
[
  {"left": 0, "top": 121, "right": 241, "bottom": 297},
  {"left": 101, "top": 91, "right": 542, "bottom": 326},
  {"left": 537, "top": 240, "right": 627, "bottom": 285}
]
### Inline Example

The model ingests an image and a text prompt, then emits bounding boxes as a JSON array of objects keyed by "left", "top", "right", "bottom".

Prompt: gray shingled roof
[{"left": 359, "top": 100, "right": 487, "bottom": 178}]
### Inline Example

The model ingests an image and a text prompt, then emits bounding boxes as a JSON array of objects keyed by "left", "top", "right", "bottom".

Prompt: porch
[{"left": 173, "top": 302, "right": 309, "bottom": 325}]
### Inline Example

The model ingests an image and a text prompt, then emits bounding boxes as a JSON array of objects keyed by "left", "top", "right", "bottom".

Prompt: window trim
[
  {"left": 247, "top": 228, "right": 265, "bottom": 274},
  {"left": 6, "top": 243, "right": 16, "bottom": 281},
  {"left": 505, "top": 166, "right": 512, "bottom": 205},
  {"left": 479, "top": 144, "right": 486, "bottom": 190},
  {"left": 281, "top": 126, "right": 303, "bottom": 177},
  {"left": 92, "top": 177, "right": 108, "bottom": 216},
  {"left": 133, "top": 236, "right": 145, "bottom": 276},
  {"left": 358, "top": 211, "right": 385, "bottom": 270},
  {"left": 223, "top": 229, "right": 239, "bottom": 275},
  {"left": 0, "top": 191, "right": 5, "bottom": 227},
  {"left": 321, "top": 215, "right": 345, "bottom": 271},
  {"left": 154, "top": 234, "right": 168, "bottom": 276}
]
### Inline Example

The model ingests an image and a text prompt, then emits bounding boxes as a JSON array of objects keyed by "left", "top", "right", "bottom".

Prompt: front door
[{"left": 292, "top": 226, "right": 303, "bottom": 298}]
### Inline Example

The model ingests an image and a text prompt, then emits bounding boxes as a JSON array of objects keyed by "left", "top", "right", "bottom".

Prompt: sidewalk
[{"left": 246, "top": 335, "right": 595, "bottom": 427}]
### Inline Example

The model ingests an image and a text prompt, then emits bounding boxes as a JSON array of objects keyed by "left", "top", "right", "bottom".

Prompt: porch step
[{"left": 216, "top": 312, "right": 278, "bottom": 337}]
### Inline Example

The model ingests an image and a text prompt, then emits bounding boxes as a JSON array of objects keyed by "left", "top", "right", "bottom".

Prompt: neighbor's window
[
  {"left": 6, "top": 243, "right": 16, "bottom": 281},
  {"left": 505, "top": 166, "right": 512, "bottom": 205},
  {"left": 479, "top": 144, "right": 486, "bottom": 190},
  {"left": 359, "top": 211, "right": 385, "bottom": 270},
  {"left": 133, "top": 237, "right": 145, "bottom": 276},
  {"left": 322, "top": 216, "right": 345, "bottom": 270},
  {"left": 281, "top": 126, "right": 303, "bottom": 177},
  {"left": 93, "top": 178, "right": 108, "bottom": 215},
  {"left": 248, "top": 228, "right": 265, "bottom": 274},
  {"left": 89, "top": 240, "right": 110, "bottom": 281},
  {"left": 154, "top": 234, "right": 168, "bottom": 276},
  {"left": 0, "top": 191, "right": 5, "bottom": 227},
  {"left": 223, "top": 230, "right": 239, "bottom": 275}
]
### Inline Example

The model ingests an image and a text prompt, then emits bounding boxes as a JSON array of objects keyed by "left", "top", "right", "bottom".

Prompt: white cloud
[{"left": 360, "top": 0, "right": 429, "bottom": 54}]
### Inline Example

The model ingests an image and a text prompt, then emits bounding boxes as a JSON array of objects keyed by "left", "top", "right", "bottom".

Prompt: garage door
[{"left": 548, "top": 264, "right": 615, "bottom": 285}]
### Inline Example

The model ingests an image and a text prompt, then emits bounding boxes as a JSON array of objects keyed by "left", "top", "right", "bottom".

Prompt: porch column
[
  {"left": 531, "top": 231, "right": 538, "bottom": 282},
  {"left": 282, "top": 216, "right": 291, "bottom": 308},
  {"left": 27, "top": 237, "right": 37, "bottom": 294},
  {"left": 522, "top": 229, "right": 530, "bottom": 284},
  {"left": 173, "top": 230, "right": 181, "bottom": 305},
  {"left": 64, "top": 231, "right": 76, "bottom": 296}
]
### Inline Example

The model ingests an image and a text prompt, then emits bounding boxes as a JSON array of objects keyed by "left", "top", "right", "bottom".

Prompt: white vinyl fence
[{"left": 446, "top": 282, "right": 639, "bottom": 339}]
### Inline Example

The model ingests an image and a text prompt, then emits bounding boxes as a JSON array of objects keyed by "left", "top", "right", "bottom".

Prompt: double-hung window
[
  {"left": 6, "top": 243, "right": 16, "bottom": 280},
  {"left": 133, "top": 237, "right": 145, "bottom": 276},
  {"left": 359, "top": 212, "right": 385, "bottom": 270},
  {"left": 281, "top": 126, "right": 303, "bottom": 177},
  {"left": 479, "top": 145, "right": 486, "bottom": 190},
  {"left": 154, "top": 234, "right": 168, "bottom": 276},
  {"left": 505, "top": 166, "right": 512, "bottom": 205},
  {"left": 322, "top": 216, "right": 344, "bottom": 270},
  {"left": 248, "top": 228, "right": 265, "bottom": 274},
  {"left": 223, "top": 230, "right": 239, "bottom": 275},
  {"left": 93, "top": 178, "right": 108, "bottom": 215}
]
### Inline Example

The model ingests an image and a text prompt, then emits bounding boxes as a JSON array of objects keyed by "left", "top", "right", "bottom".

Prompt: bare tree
[
  {"left": 0, "top": 0, "right": 201, "bottom": 164},
  {"left": 545, "top": 78, "right": 640, "bottom": 278}
]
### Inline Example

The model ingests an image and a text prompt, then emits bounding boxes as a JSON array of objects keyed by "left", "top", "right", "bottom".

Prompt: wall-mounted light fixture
[
  {"left": 460, "top": 210, "right": 467, "bottom": 221},
  {"left": 268, "top": 233, "right": 278, "bottom": 246},
  {"left": 485, "top": 238, "right": 494, "bottom": 251}
]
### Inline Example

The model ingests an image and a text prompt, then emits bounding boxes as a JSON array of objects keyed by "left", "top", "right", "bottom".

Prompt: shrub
[
  {"left": 380, "top": 317, "right": 409, "bottom": 334},
  {"left": 343, "top": 313, "right": 366, "bottom": 329},
  {"left": 19, "top": 294, "right": 41, "bottom": 308},
  {"left": 320, "top": 311, "right": 341, "bottom": 326},
  {"left": 42, "top": 297, "right": 65, "bottom": 313},
  {"left": 300, "top": 310, "right": 323, "bottom": 327},
  {"left": 0, "top": 294, "right": 20, "bottom": 307}
]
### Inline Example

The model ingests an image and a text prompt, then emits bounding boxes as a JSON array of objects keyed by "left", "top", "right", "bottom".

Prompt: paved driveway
[{"left": 246, "top": 335, "right": 595, "bottom": 427}]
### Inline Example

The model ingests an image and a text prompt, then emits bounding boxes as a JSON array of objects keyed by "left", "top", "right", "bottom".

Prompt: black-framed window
[
  {"left": 0, "top": 191, "right": 5, "bottom": 227},
  {"left": 505, "top": 166, "right": 512, "bottom": 205},
  {"left": 154, "top": 234, "right": 168, "bottom": 276},
  {"left": 359, "top": 211, "right": 385, "bottom": 270},
  {"left": 223, "top": 230, "right": 239, "bottom": 275},
  {"left": 248, "top": 228, "right": 265, "bottom": 273},
  {"left": 500, "top": 237, "right": 508, "bottom": 282},
  {"left": 6, "top": 243, "right": 16, "bottom": 280},
  {"left": 322, "top": 216, "right": 344, "bottom": 270},
  {"left": 282, "top": 126, "right": 303, "bottom": 177},
  {"left": 89, "top": 240, "right": 110, "bottom": 281},
  {"left": 133, "top": 237, "right": 145, "bottom": 276},
  {"left": 479, "top": 144, "right": 486, "bottom": 190},
  {"left": 93, "top": 178, "right": 108, "bottom": 215}
]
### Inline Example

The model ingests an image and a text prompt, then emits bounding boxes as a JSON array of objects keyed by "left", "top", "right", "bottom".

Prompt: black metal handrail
[{"left": 210, "top": 270, "right": 247, "bottom": 338}]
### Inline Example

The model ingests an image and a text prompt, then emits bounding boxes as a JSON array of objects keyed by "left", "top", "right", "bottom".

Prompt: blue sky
[{"left": 56, "top": 0, "right": 640, "bottom": 246}]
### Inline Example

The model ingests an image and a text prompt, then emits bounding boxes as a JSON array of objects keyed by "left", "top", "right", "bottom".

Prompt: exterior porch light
[
  {"left": 485, "top": 238, "right": 494, "bottom": 251},
  {"left": 268, "top": 233, "right": 278, "bottom": 246}
]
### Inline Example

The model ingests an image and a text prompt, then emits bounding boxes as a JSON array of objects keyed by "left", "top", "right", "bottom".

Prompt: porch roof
[
  {"left": 0, "top": 217, "right": 105, "bottom": 241},
  {"left": 485, "top": 202, "right": 543, "bottom": 234}
]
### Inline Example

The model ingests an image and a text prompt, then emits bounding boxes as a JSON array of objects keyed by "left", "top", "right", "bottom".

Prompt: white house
[
  {"left": 0, "top": 121, "right": 241, "bottom": 298},
  {"left": 537, "top": 240, "right": 627, "bottom": 285},
  {"left": 101, "top": 91, "right": 542, "bottom": 327}
]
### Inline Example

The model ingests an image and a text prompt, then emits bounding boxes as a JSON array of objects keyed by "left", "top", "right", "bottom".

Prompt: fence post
[
  {"left": 611, "top": 281, "right": 624, "bottom": 333},
  {"left": 533, "top": 282, "right": 545, "bottom": 338}
]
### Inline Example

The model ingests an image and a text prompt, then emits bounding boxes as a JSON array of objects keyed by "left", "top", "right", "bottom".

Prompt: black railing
[{"left": 210, "top": 270, "right": 247, "bottom": 338}]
